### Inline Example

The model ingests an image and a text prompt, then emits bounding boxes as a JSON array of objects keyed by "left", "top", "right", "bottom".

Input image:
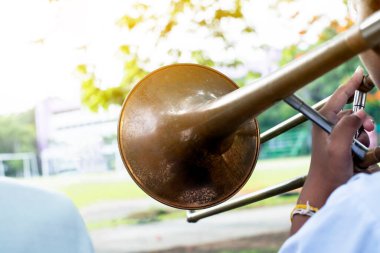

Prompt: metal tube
[
  {"left": 353, "top": 91, "right": 367, "bottom": 112},
  {"left": 353, "top": 74, "right": 374, "bottom": 138},
  {"left": 195, "top": 24, "right": 370, "bottom": 139},
  {"left": 187, "top": 176, "right": 306, "bottom": 223},
  {"left": 284, "top": 94, "right": 368, "bottom": 159},
  {"left": 260, "top": 97, "right": 330, "bottom": 144},
  {"left": 118, "top": 12, "right": 380, "bottom": 211},
  {"left": 284, "top": 95, "right": 333, "bottom": 133},
  {"left": 353, "top": 90, "right": 366, "bottom": 139},
  {"left": 360, "top": 11, "right": 380, "bottom": 47}
]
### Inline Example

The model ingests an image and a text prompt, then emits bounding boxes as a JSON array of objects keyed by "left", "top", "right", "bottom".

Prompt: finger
[
  {"left": 367, "top": 129, "right": 378, "bottom": 149},
  {"left": 336, "top": 109, "right": 353, "bottom": 121},
  {"left": 363, "top": 115, "right": 375, "bottom": 132},
  {"left": 352, "top": 112, "right": 374, "bottom": 138},
  {"left": 336, "top": 110, "right": 374, "bottom": 131},
  {"left": 357, "top": 131, "right": 370, "bottom": 147},
  {"left": 330, "top": 109, "right": 366, "bottom": 153},
  {"left": 321, "top": 67, "right": 363, "bottom": 118}
]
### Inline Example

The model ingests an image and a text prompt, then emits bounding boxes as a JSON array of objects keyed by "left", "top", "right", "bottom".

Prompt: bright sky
[{"left": 0, "top": 0, "right": 348, "bottom": 115}]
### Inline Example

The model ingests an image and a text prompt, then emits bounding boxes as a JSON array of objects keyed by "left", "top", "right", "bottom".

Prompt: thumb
[{"left": 330, "top": 110, "right": 366, "bottom": 151}]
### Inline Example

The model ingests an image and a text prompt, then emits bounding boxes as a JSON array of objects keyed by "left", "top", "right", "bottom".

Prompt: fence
[
  {"left": 0, "top": 153, "right": 39, "bottom": 177},
  {"left": 259, "top": 128, "right": 311, "bottom": 159}
]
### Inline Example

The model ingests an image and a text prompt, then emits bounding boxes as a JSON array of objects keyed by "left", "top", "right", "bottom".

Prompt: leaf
[
  {"left": 119, "top": 45, "right": 130, "bottom": 55},
  {"left": 161, "top": 20, "right": 177, "bottom": 36},
  {"left": 214, "top": 9, "right": 243, "bottom": 20},
  {"left": 308, "top": 15, "right": 320, "bottom": 25},
  {"left": 243, "top": 26, "right": 255, "bottom": 33},
  {"left": 76, "top": 64, "right": 87, "bottom": 74},
  {"left": 298, "top": 29, "right": 307, "bottom": 35},
  {"left": 117, "top": 15, "right": 143, "bottom": 29},
  {"left": 191, "top": 50, "right": 215, "bottom": 67}
]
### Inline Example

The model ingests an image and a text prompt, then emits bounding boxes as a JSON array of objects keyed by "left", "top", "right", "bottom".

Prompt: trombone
[
  {"left": 117, "top": 11, "right": 380, "bottom": 222},
  {"left": 187, "top": 75, "right": 375, "bottom": 223}
]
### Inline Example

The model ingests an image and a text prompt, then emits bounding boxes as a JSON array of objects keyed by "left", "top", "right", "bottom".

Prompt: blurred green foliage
[
  {"left": 0, "top": 110, "right": 36, "bottom": 153},
  {"left": 79, "top": 0, "right": 261, "bottom": 111},
  {"left": 0, "top": 110, "right": 36, "bottom": 176},
  {"left": 258, "top": 15, "right": 364, "bottom": 132},
  {"left": 79, "top": 0, "right": 380, "bottom": 132}
]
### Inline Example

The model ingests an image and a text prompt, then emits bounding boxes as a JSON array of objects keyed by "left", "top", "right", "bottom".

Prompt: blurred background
[{"left": 1, "top": 0, "right": 379, "bottom": 252}]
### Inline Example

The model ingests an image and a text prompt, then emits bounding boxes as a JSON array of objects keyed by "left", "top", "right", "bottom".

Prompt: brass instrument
[
  {"left": 118, "top": 11, "right": 380, "bottom": 221},
  {"left": 354, "top": 75, "right": 375, "bottom": 138}
]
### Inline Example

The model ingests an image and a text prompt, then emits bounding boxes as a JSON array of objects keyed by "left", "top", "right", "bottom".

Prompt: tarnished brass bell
[{"left": 118, "top": 64, "right": 260, "bottom": 209}]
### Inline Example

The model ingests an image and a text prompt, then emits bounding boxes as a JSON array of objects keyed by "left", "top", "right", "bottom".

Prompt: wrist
[
  {"left": 302, "top": 160, "right": 352, "bottom": 206},
  {"left": 297, "top": 173, "right": 340, "bottom": 209}
]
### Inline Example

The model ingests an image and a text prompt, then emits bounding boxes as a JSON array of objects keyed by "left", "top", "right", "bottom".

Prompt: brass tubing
[
  {"left": 190, "top": 11, "right": 380, "bottom": 140},
  {"left": 187, "top": 176, "right": 306, "bottom": 223},
  {"left": 260, "top": 96, "right": 330, "bottom": 144},
  {"left": 118, "top": 12, "right": 380, "bottom": 210},
  {"left": 194, "top": 26, "right": 371, "bottom": 139},
  {"left": 358, "top": 147, "right": 380, "bottom": 168},
  {"left": 261, "top": 75, "right": 374, "bottom": 144},
  {"left": 284, "top": 94, "right": 368, "bottom": 159},
  {"left": 354, "top": 75, "right": 375, "bottom": 138}
]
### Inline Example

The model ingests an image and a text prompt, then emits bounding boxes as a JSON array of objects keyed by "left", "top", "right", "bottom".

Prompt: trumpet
[{"left": 117, "top": 11, "right": 380, "bottom": 221}]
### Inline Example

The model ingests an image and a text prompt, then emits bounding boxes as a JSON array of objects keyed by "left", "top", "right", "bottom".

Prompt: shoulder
[
  {"left": 0, "top": 178, "right": 94, "bottom": 253},
  {"left": 280, "top": 172, "right": 380, "bottom": 253},
  {"left": 0, "top": 178, "right": 82, "bottom": 224},
  {"left": 329, "top": 171, "right": 380, "bottom": 212},
  {"left": 0, "top": 178, "right": 75, "bottom": 210}
]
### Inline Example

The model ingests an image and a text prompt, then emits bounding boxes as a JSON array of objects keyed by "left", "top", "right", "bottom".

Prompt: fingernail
[
  {"left": 369, "top": 118, "right": 375, "bottom": 129},
  {"left": 371, "top": 119, "right": 376, "bottom": 129},
  {"left": 355, "top": 66, "right": 363, "bottom": 73},
  {"left": 355, "top": 109, "right": 366, "bottom": 120}
]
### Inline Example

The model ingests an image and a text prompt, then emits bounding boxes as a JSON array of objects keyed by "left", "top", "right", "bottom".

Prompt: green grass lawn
[
  {"left": 20, "top": 156, "right": 310, "bottom": 208},
  {"left": 242, "top": 156, "right": 309, "bottom": 192},
  {"left": 18, "top": 156, "right": 310, "bottom": 231},
  {"left": 62, "top": 180, "right": 146, "bottom": 207},
  {"left": 86, "top": 194, "right": 299, "bottom": 230},
  {"left": 68, "top": 156, "right": 310, "bottom": 208}
]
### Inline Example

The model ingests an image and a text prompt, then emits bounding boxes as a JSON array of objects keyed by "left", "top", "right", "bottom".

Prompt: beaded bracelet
[{"left": 291, "top": 201, "right": 319, "bottom": 222}]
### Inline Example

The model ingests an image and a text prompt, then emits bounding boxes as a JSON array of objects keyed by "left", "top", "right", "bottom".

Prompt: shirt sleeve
[
  {"left": 279, "top": 173, "right": 380, "bottom": 253},
  {"left": 0, "top": 179, "right": 94, "bottom": 253}
]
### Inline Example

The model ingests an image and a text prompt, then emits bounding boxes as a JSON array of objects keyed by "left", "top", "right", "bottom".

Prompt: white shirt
[
  {"left": 0, "top": 179, "right": 94, "bottom": 253},
  {"left": 279, "top": 172, "right": 380, "bottom": 253}
]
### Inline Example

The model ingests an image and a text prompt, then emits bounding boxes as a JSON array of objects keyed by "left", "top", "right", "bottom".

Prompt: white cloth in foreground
[
  {"left": 279, "top": 172, "right": 380, "bottom": 253},
  {"left": 0, "top": 178, "right": 93, "bottom": 253}
]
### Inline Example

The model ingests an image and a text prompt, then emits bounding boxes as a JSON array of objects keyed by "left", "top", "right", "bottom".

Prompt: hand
[
  {"left": 291, "top": 67, "right": 375, "bottom": 234},
  {"left": 349, "top": 0, "right": 380, "bottom": 22},
  {"left": 311, "top": 67, "right": 374, "bottom": 191}
]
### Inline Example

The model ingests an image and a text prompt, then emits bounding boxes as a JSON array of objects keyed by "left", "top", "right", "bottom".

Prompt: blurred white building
[{"left": 35, "top": 98, "right": 124, "bottom": 176}]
